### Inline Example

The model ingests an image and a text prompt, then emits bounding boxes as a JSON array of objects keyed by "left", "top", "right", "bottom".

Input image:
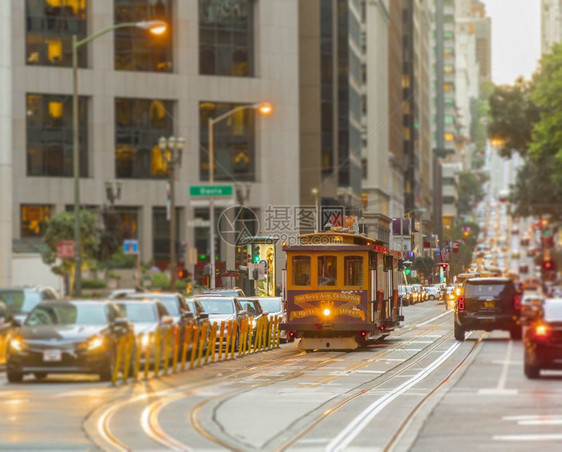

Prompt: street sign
[
  {"left": 123, "top": 239, "right": 139, "bottom": 255},
  {"left": 190, "top": 185, "right": 233, "bottom": 197},
  {"left": 57, "top": 241, "right": 74, "bottom": 259}
]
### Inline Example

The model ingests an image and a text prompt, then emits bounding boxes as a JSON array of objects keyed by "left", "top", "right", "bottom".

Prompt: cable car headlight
[{"left": 323, "top": 308, "right": 332, "bottom": 317}]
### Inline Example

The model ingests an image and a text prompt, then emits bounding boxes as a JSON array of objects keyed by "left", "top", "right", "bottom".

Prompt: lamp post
[
  {"left": 207, "top": 102, "right": 272, "bottom": 289},
  {"left": 72, "top": 20, "right": 166, "bottom": 296},
  {"left": 311, "top": 187, "right": 319, "bottom": 233},
  {"left": 159, "top": 136, "right": 185, "bottom": 292}
]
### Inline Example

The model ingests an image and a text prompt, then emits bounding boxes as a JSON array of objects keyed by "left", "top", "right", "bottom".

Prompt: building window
[
  {"left": 444, "top": 132, "right": 454, "bottom": 141},
  {"left": 199, "top": 0, "right": 254, "bottom": 76},
  {"left": 26, "top": 0, "right": 88, "bottom": 67},
  {"left": 114, "top": 207, "right": 140, "bottom": 240},
  {"left": 21, "top": 205, "right": 52, "bottom": 237},
  {"left": 27, "top": 93, "right": 88, "bottom": 177},
  {"left": 152, "top": 207, "right": 180, "bottom": 264},
  {"left": 115, "top": 98, "right": 174, "bottom": 179},
  {"left": 114, "top": 0, "right": 173, "bottom": 72},
  {"left": 199, "top": 102, "right": 255, "bottom": 182}
]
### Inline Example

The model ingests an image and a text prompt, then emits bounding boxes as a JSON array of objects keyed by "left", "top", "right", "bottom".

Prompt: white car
[{"left": 424, "top": 286, "right": 442, "bottom": 301}]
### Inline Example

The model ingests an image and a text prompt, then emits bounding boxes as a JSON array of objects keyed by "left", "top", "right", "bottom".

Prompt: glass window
[
  {"left": 26, "top": 303, "right": 107, "bottom": 326},
  {"left": 465, "top": 282, "right": 512, "bottom": 299},
  {"left": 116, "top": 302, "right": 158, "bottom": 322},
  {"left": 292, "top": 256, "right": 311, "bottom": 286},
  {"left": 27, "top": 93, "right": 88, "bottom": 177},
  {"left": 21, "top": 205, "right": 52, "bottom": 238},
  {"left": 199, "top": 102, "right": 255, "bottom": 181},
  {"left": 344, "top": 256, "right": 363, "bottom": 286},
  {"left": 26, "top": 0, "right": 88, "bottom": 67},
  {"left": 115, "top": 98, "right": 173, "bottom": 178},
  {"left": 0, "top": 290, "right": 42, "bottom": 314},
  {"left": 199, "top": 298, "right": 234, "bottom": 314},
  {"left": 199, "top": 0, "right": 254, "bottom": 76},
  {"left": 318, "top": 256, "right": 337, "bottom": 287},
  {"left": 114, "top": 0, "right": 173, "bottom": 72},
  {"left": 114, "top": 207, "right": 140, "bottom": 240}
]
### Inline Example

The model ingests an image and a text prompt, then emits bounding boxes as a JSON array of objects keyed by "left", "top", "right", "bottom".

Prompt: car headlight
[
  {"left": 139, "top": 333, "right": 151, "bottom": 349},
  {"left": 86, "top": 336, "right": 104, "bottom": 351},
  {"left": 10, "top": 337, "right": 25, "bottom": 351},
  {"left": 251, "top": 319, "right": 257, "bottom": 328}
]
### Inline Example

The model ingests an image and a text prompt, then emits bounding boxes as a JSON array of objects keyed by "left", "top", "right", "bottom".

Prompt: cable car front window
[{"left": 318, "top": 256, "right": 338, "bottom": 286}]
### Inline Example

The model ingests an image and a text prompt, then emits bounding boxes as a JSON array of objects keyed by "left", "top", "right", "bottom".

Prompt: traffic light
[
  {"left": 439, "top": 263, "right": 449, "bottom": 270},
  {"left": 176, "top": 267, "right": 188, "bottom": 280},
  {"left": 405, "top": 267, "right": 411, "bottom": 275},
  {"left": 252, "top": 245, "right": 261, "bottom": 263},
  {"left": 542, "top": 259, "right": 556, "bottom": 272},
  {"left": 403, "top": 260, "right": 412, "bottom": 275}
]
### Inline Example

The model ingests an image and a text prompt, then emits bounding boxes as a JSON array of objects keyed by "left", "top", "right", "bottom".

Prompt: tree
[
  {"left": 456, "top": 171, "right": 487, "bottom": 216},
  {"left": 488, "top": 77, "right": 540, "bottom": 158},
  {"left": 41, "top": 210, "right": 100, "bottom": 285},
  {"left": 97, "top": 207, "right": 121, "bottom": 262},
  {"left": 413, "top": 256, "right": 435, "bottom": 281}
]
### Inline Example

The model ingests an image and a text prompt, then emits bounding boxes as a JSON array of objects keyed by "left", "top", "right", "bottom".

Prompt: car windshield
[
  {"left": 239, "top": 300, "right": 260, "bottom": 315},
  {"left": 25, "top": 304, "right": 106, "bottom": 326},
  {"left": 543, "top": 299, "right": 562, "bottom": 322},
  {"left": 258, "top": 299, "right": 282, "bottom": 312},
  {"left": 199, "top": 299, "right": 234, "bottom": 314},
  {"left": 465, "top": 282, "right": 510, "bottom": 298},
  {"left": 128, "top": 295, "right": 180, "bottom": 316},
  {"left": 0, "top": 290, "right": 42, "bottom": 314},
  {"left": 116, "top": 302, "right": 157, "bottom": 323},
  {"left": 203, "top": 290, "right": 239, "bottom": 296}
]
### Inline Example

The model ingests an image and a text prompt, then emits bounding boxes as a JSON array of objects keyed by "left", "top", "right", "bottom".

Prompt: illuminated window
[
  {"left": 26, "top": 93, "right": 88, "bottom": 177},
  {"left": 115, "top": 98, "right": 174, "bottom": 179},
  {"left": 114, "top": 207, "right": 140, "bottom": 240},
  {"left": 401, "top": 75, "right": 411, "bottom": 88},
  {"left": 21, "top": 205, "right": 52, "bottom": 237},
  {"left": 292, "top": 256, "right": 311, "bottom": 286},
  {"left": 114, "top": 0, "right": 173, "bottom": 72},
  {"left": 26, "top": 0, "right": 87, "bottom": 67},
  {"left": 444, "top": 133, "right": 454, "bottom": 141},
  {"left": 199, "top": 102, "right": 255, "bottom": 181},
  {"left": 444, "top": 82, "right": 453, "bottom": 91},
  {"left": 199, "top": 0, "right": 254, "bottom": 76},
  {"left": 318, "top": 256, "right": 338, "bottom": 286},
  {"left": 344, "top": 256, "right": 363, "bottom": 286}
]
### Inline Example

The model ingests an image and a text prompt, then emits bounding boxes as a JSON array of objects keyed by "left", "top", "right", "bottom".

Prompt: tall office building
[
  {"left": 542, "top": 0, "right": 562, "bottom": 54},
  {"left": 1, "top": 0, "right": 301, "bottom": 287}
]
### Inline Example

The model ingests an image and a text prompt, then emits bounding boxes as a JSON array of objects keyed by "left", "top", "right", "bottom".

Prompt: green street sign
[{"left": 190, "top": 185, "right": 233, "bottom": 197}]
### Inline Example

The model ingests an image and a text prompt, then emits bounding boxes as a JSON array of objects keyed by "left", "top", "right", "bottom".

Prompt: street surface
[{"left": 1, "top": 301, "right": 561, "bottom": 451}]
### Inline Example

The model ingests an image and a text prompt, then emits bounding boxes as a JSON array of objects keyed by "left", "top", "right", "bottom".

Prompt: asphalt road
[{"left": 1, "top": 301, "right": 561, "bottom": 451}]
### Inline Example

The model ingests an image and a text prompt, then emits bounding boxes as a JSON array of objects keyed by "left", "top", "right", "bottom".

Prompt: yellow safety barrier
[
  {"left": 162, "top": 326, "right": 172, "bottom": 375},
  {"left": 275, "top": 316, "right": 281, "bottom": 348},
  {"left": 153, "top": 328, "right": 162, "bottom": 377},
  {"left": 122, "top": 333, "right": 133, "bottom": 381},
  {"left": 197, "top": 323, "right": 209, "bottom": 367},
  {"left": 111, "top": 335, "right": 126, "bottom": 386},
  {"left": 180, "top": 325, "right": 193, "bottom": 371},
  {"left": 190, "top": 326, "right": 200, "bottom": 369},
  {"left": 172, "top": 325, "right": 180, "bottom": 373},
  {"left": 143, "top": 332, "right": 152, "bottom": 380},
  {"left": 218, "top": 321, "right": 225, "bottom": 361},
  {"left": 224, "top": 320, "right": 233, "bottom": 359},
  {"left": 205, "top": 323, "right": 217, "bottom": 364},
  {"left": 230, "top": 320, "right": 238, "bottom": 360},
  {"left": 238, "top": 318, "right": 247, "bottom": 357},
  {"left": 209, "top": 322, "right": 218, "bottom": 362},
  {"left": 266, "top": 316, "right": 273, "bottom": 350},
  {"left": 132, "top": 334, "right": 142, "bottom": 380},
  {"left": 247, "top": 317, "right": 254, "bottom": 354}
]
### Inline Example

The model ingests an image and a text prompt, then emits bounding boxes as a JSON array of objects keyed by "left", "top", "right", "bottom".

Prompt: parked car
[
  {"left": 185, "top": 297, "right": 211, "bottom": 328},
  {"left": 0, "top": 301, "right": 15, "bottom": 365},
  {"left": 114, "top": 299, "right": 174, "bottom": 365},
  {"left": 0, "top": 286, "right": 61, "bottom": 324},
  {"left": 201, "top": 287, "right": 246, "bottom": 297},
  {"left": 424, "top": 286, "right": 441, "bottom": 301},
  {"left": 398, "top": 285, "right": 408, "bottom": 306},
  {"left": 238, "top": 297, "right": 266, "bottom": 339},
  {"left": 197, "top": 296, "right": 249, "bottom": 350},
  {"left": 256, "top": 297, "right": 293, "bottom": 342},
  {"left": 6, "top": 300, "right": 133, "bottom": 382},
  {"left": 523, "top": 297, "right": 562, "bottom": 378},
  {"left": 123, "top": 292, "right": 194, "bottom": 327},
  {"left": 454, "top": 277, "right": 521, "bottom": 341}
]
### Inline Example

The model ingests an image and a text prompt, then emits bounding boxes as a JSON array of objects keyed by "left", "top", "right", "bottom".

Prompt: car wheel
[
  {"left": 34, "top": 372, "right": 48, "bottom": 380},
  {"left": 454, "top": 323, "right": 465, "bottom": 341},
  {"left": 99, "top": 347, "right": 115, "bottom": 382},
  {"left": 510, "top": 327, "right": 522, "bottom": 341},
  {"left": 7, "top": 370, "right": 23, "bottom": 383},
  {"left": 524, "top": 360, "right": 540, "bottom": 379},
  {"left": 429, "top": 295, "right": 435, "bottom": 301}
]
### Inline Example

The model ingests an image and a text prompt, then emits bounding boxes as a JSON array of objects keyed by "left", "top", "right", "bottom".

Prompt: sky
[{"left": 483, "top": 0, "right": 541, "bottom": 85}]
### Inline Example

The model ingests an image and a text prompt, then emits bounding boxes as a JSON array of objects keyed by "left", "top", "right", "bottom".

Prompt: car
[
  {"left": 238, "top": 297, "right": 267, "bottom": 339},
  {"left": 185, "top": 297, "right": 211, "bottom": 328},
  {"left": 520, "top": 291, "right": 545, "bottom": 324},
  {"left": 107, "top": 288, "right": 145, "bottom": 299},
  {"left": 0, "top": 301, "right": 15, "bottom": 366},
  {"left": 201, "top": 287, "right": 246, "bottom": 297},
  {"left": 518, "top": 264, "right": 529, "bottom": 274},
  {"left": 255, "top": 297, "right": 293, "bottom": 342},
  {"left": 445, "top": 286, "right": 457, "bottom": 310},
  {"left": 397, "top": 285, "right": 408, "bottom": 306},
  {"left": 6, "top": 300, "right": 134, "bottom": 382},
  {"left": 454, "top": 277, "right": 521, "bottom": 341},
  {"left": 123, "top": 292, "right": 194, "bottom": 327},
  {"left": 114, "top": 299, "right": 175, "bottom": 364},
  {"left": 424, "top": 286, "right": 441, "bottom": 301},
  {"left": 523, "top": 297, "right": 562, "bottom": 379},
  {"left": 0, "top": 286, "right": 61, "bottom": 324},
  {"left": 197, "top": 296, "right": 249, "bottom": 350}
]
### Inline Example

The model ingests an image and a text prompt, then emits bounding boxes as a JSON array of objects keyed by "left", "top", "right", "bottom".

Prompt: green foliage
[
  {"left": 413, "top": 256, "right": 435, "bottom": 278},
  {"left": 456, "top": 171, "right": 486, "bottom": 216},
  {"left": 98, "top": 248, "right": 137, "bottom": 270},
  {"left": 82, "top": 279, "right": 107, "bottom": 289},
  {"left": 488, "top": 77, "right": 540, "bottom": 158},
  {"left": 447, "top": 221, "right": 481, "bottom": 277},
  {"left": 151, "top": 273, "right": 171, "bottom": 290},
  {"left": 97, "top": 208, "right": 121, "bottom": 262},
  {"left": 41, "top": 210, "right": 100, "bottom": 277}
]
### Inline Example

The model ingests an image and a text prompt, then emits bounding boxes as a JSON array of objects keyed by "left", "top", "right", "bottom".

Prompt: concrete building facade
[{"left": 541, "top": 0, "right": 562, "bottom": 54}]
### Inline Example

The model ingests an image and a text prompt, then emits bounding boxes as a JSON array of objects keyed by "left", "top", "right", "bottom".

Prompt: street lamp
[
  {"left": 159, "top": 136, "right": 185, "bottom": 292},
  {"left": 311, "top": 187, "right": 319, "bottom": 233},
  {"left": 207, "top": 102, "right": 273, "bottom": 289},
  {"left": 72, "top": 20, "right": 167, "bottom": 296}
]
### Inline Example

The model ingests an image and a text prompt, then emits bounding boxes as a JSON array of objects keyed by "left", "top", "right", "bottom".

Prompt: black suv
[{"left": 454, "top": 277, "right": 521, "bottom": 341}]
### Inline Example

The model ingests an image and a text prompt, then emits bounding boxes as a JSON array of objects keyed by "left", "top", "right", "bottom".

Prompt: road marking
[
  {"left": 416, "top": 310, "right": 452, "bottom": 327},
  {"left": 503, "top": 415, "right": 562, "bottom": 421},
  {"left": 327, "top": 338, "right": 464, "bottom": 451},
  {"left": 497, "top": 340, "right": 512, "bottom": 391},
  {"left": 493, "top": 434, "right": 562, "bottom": 442},
  {"left": 356, "top": 370, "right": 385, "bottom": 374},
  {"left": 406, "top": 341, "right": 435, "bottom": 344},
  {"left": 519, "top": 419, "right": 562, "bottom": 426},
  {"left": 478, "top": 388, "right": 518, "bottom": 395}
]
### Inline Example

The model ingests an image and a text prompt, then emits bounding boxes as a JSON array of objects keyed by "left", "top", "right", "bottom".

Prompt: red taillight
[
  {"left": 535, "top": 324, "right": 548, "bottom": 338},
  {"left": 513, "top": 293, "right": 522, "bottom": 310},
  {"left": 289, "top": 331, "right": 296, "bottom": 338},
  {"left": 360, "top": 331, "right": 367, "bottom": 337},
  {"left": 458, "top": 296, "right": 465, "bottom": 311}
]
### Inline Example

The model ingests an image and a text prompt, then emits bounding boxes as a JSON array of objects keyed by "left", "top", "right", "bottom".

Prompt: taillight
[
  {"left": 458, "top": 296, "right": 465, "bottom": 311},
  {"left": 359, "top": 331, "right": 367, "bottom": 337},
  {"left": 513, "top": 293, "right": 522, "bottom": 311},
  {"left": 289, "top": 331, "right": 296, "bottom": 338},
  {"left": 535, "top": 324, "right": 548, "bottom": 338}
]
